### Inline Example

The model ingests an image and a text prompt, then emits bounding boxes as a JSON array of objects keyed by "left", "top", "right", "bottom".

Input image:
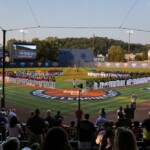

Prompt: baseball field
[{"left": 0, "top": 67, "right": 150, "bottom": 124}]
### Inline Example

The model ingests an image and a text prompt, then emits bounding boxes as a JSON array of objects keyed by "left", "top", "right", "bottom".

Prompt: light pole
[
  {"left": 126, "top": 30, "right": 133, "bottom": 61},
  {"left": 20, "top": 29, "right": 28, "bottom": 41},
  {"left": 1, "top": 30, "right": 6, "bottom": 108}
]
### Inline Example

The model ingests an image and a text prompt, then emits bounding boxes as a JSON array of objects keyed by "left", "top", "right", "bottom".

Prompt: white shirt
[{"left": 7, "top": 124, "right": 22, "bottom": 138}]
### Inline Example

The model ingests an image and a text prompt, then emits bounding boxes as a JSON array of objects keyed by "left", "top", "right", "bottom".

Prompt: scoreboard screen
[{"left": 12, "top": 43, "right": 36, "bottom": 60}]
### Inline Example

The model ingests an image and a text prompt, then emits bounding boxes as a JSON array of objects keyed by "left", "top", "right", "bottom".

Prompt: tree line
[{"left": 6, "top": 36, "right": 149, "bottom": 62}]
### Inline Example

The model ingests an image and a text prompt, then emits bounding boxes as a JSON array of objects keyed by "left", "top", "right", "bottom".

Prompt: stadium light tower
[
  {"left": 20, "top": 29, "right": 28, "bottom": 41},
  {"left": 126, "top": 30, "right": 134, "bottom": 61}
]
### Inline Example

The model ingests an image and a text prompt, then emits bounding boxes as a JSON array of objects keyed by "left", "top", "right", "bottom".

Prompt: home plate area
[{"left": 31, "top": 88, "right": 120, "bottom": 100}]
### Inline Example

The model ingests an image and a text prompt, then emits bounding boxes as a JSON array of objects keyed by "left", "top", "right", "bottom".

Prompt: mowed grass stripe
[{"left": 1, "top": 83, "right": 150, "bottom": 116}]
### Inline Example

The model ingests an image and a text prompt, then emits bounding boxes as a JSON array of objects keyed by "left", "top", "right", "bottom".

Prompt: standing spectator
[
  {"left": 99, "top": 108, "right": 107, "bottom": 119},
  {"left": 75, "top": 109, "right": 83, "bottom": 123},
  {"left": 130, "top": 103, "right": 135, "bottom": 121},
  {"left": 44, "top": 110, "right": 55, "bottom": 128},
  {"left": 54, "top": 111, "right": 63, "bottom": 121},
  {"left": 7, "top": 116, "right": 23, "bottom": 139},
  {"left": 95, "top": 112, "right": 107, "bottom": 132},
  {"left": 29, "top": 111, "right": 34, "bottom": 118},
  {"left": 114, "top": 128, "right": 138, "bottom": 150},
  {"left": 117, "top": 106, "right": 124, "bottom": 119},
  {"left": 67, "top": 120, "right": 77, "bottom": 140},
  {"left": 8, "top": 108, "right": 17, "bottom": 123},
  {"left": 77, "top": 113, "right": 96, "bottom": 148},
  {"left": 55, "top": 118, "right": 67, "bottom": 130},
  {"left": 131, "top": 92, "right": 137, "bottom": 110},
  {"left": 26, "top": 108, "right": 45, "bottom": 148},
  {"left": 42, "top": 127, "right": 72, "bottom": 150},
  {"left": 131, "top": 121, "right": 143, "bottom": 141},
  {"left": 43, "top": 121, "right": 49, "bottom": 140},
  {"left": 124, "top": 104, "right": 131, "bottom": 119}
]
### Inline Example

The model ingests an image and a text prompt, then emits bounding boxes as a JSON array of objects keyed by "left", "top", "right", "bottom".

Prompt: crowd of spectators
[{"left": 0, "top": 107, "right": 150, "bottom": 150}]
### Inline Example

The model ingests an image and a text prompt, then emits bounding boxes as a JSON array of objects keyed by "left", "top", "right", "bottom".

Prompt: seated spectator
[
  {"left": 7, "top": 116, "right": 24, "bottom": 139},
  {"left": 114, "top": 127, "right": 138, "bottom": 150},
  {"left": 141, "top": 111, "right": 150, "bottom": 149},
  {"left": 99, "top": 129, "right": 114, "bottom": 150},
  {"left": 42, "top": 127, "right": 72, "bottom": 150},
  {"left": 2, "top": 137, "right": 20, "bottom": 150},
  {"left": 31, "top": 142, "right": 40, "bottom": 150},
  {"left": 131, "top": 121, "right": 142, "bottom": 141}
]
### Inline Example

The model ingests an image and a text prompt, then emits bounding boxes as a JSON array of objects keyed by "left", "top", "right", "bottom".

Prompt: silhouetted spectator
[
  {"left": 117, "top": 106, "right": 124, "bottom": 119},
  {"left": 2, "top": 137, "right": 20, "bottom": 150},
  {"left": 44, "top": 110, "right": 55, "bottom": 128},
  {"left": 77, "top": 113, "right": 96, "bottom": 147},
  {"left": 124, "top": 104, "right": 131, "bottom": 119},
  {"left": 131, "top": 121, "right": 142, "bottom": 141},
  {"left": 130, "top": 103, "right": 135, "bottom": 120},
  {"left": 99, "top": 108, "right": 107, "bottom": 119},
  {"left": 42, "top": 127, "right": 72, "bottom": 150},
  {"left": 26, "top": 108, "right": 45, "bottom": 148},
  {"left": 67, "top": 120, "right": 77, "bottom": 140},
  {"left": 54, "top": 111, "right": 63, "bottom": 121},
  {"left": 114, "top": 128, "right": 138, "bottom": 150}
]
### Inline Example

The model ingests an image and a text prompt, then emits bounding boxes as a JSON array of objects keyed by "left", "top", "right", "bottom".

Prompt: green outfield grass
[{"left": 2, "top": 81, "right": 150, "bottom": 117}]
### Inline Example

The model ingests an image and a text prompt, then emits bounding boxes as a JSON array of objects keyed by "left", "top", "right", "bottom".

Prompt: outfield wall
[{"left": 95, "top": 61, "right": 150, "bottom": 69}]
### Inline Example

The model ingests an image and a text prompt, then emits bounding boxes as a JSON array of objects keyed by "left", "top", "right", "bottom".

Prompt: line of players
[
  {"left": 0, "top": 73, "right": 56, "bottom": 89},
  {"left": 0, "top": 72, "right": 150, "bottom": 90},
  {"left": 92, "top": 76, "right": 150, "bottom": 90}
]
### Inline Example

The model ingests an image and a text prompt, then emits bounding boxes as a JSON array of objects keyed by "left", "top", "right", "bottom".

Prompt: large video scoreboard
[{"left": 11, "top": 42, "right": 36, "bottom": 61}]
